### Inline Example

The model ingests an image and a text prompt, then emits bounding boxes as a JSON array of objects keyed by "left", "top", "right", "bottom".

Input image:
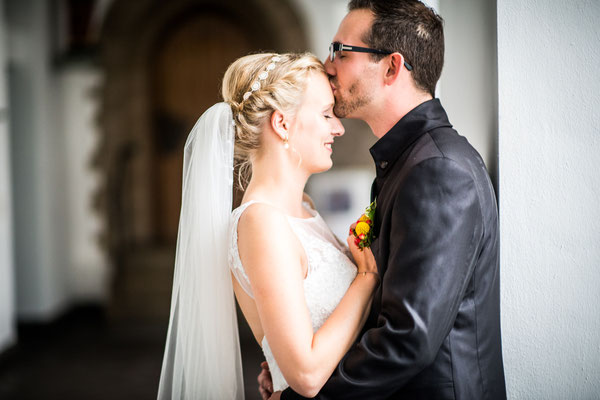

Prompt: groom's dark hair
[{"left": 348, "top": 0, "right": 444, "bottom": 96}]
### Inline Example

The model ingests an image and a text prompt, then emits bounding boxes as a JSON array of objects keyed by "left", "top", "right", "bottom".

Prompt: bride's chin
[{"left": 313, "top": 160, "right": 333, "bottom": 174}]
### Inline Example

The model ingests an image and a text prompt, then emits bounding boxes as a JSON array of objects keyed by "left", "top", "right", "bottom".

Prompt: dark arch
[{"left": 97, "top": 0, "right": 309, "bottom": 318}]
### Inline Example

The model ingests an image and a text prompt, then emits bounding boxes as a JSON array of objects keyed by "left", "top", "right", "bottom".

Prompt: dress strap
[
  {"left": 229, "top": 199, "right": 316, "bottom": 298},
  {"left": 228, "top": 201, "right": 261, "bottom": 298}
]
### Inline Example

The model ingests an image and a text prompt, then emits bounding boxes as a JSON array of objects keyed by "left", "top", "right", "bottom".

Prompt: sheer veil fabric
[{"left": 157, "top": 103, "right": 244, "bottom": 399}]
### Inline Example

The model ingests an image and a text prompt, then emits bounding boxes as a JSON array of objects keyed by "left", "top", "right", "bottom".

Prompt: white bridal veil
[{"left": 157, "top": 103, "right": 244, "bottom": 399}]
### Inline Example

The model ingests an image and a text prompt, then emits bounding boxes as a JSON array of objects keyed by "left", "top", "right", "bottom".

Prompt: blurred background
[{"left": 0, "top": 0, "right": 598, "bottom": 399}]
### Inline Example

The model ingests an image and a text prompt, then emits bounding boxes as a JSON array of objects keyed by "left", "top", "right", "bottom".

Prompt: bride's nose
[{"left": 331, "top": 117, "right": 344, "bottom": 137}]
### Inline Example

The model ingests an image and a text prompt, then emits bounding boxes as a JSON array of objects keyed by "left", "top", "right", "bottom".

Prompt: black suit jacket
[{"left": 282, "top": 99, "right": 506, "bottom": 399}]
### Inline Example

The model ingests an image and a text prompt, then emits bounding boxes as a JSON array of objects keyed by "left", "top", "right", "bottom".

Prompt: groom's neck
[{"left": 365, "top": 90, "right": 433, "bottom": 139}]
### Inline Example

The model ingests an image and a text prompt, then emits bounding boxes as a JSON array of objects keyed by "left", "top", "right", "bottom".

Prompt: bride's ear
[{"left": 270, "top": 109, "right": 289, "bottom": 140}]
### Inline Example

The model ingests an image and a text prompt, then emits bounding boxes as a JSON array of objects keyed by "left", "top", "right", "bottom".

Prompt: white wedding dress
[{"left": 228, "top": 200, "right": 358, "bottom": 391}]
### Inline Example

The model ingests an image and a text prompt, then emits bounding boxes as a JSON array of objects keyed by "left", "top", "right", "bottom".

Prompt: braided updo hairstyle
[{"left": 222, "top": 52, "right": 325, "bottom": 189}]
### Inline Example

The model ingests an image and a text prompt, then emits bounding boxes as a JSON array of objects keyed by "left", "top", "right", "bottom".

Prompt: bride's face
[{"left": 288, "top": 71, "right": 345, "bottom": 174}]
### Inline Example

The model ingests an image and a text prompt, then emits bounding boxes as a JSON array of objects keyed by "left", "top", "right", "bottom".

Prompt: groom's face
[{"left": 325, "top": 9, "right": 381, "bottom": 119}]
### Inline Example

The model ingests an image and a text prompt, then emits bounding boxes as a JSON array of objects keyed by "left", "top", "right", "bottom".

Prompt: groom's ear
[
  {"left": 270, "top": 109, "right": 289, "bottom": 139},
  {"left": 383, "top": 53, "right": 406, "bottom": 85}
]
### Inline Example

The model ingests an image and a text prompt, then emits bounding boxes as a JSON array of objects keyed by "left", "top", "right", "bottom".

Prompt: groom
[{"left": 261, "top": 0, "right": 506, "bottom": 398}]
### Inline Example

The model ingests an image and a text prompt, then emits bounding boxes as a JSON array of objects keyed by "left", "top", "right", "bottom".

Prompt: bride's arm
[{"left": 238, "top": 203, "right": 378, "bottom": 398}]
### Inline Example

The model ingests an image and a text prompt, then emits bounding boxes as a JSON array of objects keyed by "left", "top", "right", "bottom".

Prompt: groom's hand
[
  {"left": 268, "top": 392, "right": 282, "bottom": 400},
  {"left": 258, "top": 361, "right": 273, "bottom": 400}
]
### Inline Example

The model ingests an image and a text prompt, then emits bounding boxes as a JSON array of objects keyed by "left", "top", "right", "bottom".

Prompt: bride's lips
[{"left": 324, "top": 141, "right": 333, "bottom": 152}]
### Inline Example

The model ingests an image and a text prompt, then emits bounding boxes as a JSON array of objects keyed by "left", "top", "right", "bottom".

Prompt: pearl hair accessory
[{"left": 242, "top": 55, "right": 282, "bottom": 101}]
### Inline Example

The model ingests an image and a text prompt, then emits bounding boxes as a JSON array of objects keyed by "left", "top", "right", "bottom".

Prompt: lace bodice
[{"left": 228, "top": 200, "right": 357, "bottom": 392}]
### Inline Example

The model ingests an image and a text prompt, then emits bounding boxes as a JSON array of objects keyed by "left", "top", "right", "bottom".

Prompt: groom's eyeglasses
[{"left": 328, "top": 42, "right": 413, "bottom": 71}]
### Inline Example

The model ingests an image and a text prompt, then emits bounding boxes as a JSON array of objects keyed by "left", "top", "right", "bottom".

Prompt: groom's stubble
[{"left": 331, "top": 76, "right": 373, "bottom": 119}]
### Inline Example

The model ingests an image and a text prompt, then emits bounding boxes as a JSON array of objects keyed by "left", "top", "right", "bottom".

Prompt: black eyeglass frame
[{"left": 329, "top": 42, "right": 413, "bottom": 71}]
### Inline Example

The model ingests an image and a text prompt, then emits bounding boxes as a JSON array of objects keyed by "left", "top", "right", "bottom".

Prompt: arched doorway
[
  {"left": 98, "top": 0, "right": 308, "bottom": 320},
  {"left": 151, "top": 12, "right": 255, "bottom": 243}
]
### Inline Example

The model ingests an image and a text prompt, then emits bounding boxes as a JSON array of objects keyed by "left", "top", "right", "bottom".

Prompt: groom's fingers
[
  {"left": 259, "top": 385, "right": 272, "bottom": 399},
  {"left": 258, "top": 373, "right": 270, "bottom": 400},
  {"left": 260, "top": 361, "right": 270, "bottom": 371},
  {"left": 259, "top": 385, "right": 271, "bottom": 400},
  {"left": 258, "top": 386, "right": 272, "bottom": 400},
  {"left": 258, "top": 366, "right": 273, "bottom": 400}
]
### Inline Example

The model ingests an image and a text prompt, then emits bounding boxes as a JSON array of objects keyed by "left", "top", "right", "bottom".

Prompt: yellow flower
[
  {"left": 359, "top": 214, "right": 369, "bottom": 222},
  {"left": 355, "top": 221, "right": 370, "bottom": 236}
]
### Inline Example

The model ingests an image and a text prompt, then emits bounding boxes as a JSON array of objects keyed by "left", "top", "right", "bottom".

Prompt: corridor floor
[{"left": 0, "top": 305, "right": 264, "bottom": 400}]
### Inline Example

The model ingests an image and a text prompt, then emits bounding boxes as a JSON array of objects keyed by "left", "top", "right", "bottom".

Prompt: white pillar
[
  {"left": 0, "top": 0, "right": 16, "bottom": 352},
  {"left": 498, "top": 0, "right": 600, "bottom": 398},
  {"left": 6, "top": 0, "right": 69, "bottom": 320},
  {"left": 58, "top": 65, "right": 109, "bottom": 302}
]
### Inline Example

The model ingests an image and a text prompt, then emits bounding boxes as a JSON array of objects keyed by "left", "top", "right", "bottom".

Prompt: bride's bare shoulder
[
  {"left": 237, "top": 202, "right": 292, "bottom": 242},
  {"left": 236, "top": 202, "right": 303, "bottom": 275},
  {"left": 238, "top": 201, "right": 284, "bottom": 224}
]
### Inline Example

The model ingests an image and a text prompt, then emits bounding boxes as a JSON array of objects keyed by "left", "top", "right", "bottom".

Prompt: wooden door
[{"left": 152, "top": 12, "right": 252, "bottom": 244}]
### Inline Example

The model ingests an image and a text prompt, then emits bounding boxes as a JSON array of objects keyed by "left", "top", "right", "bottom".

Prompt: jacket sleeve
[{"left": 282, "top": 157, "right": 483, "bottom": 400}]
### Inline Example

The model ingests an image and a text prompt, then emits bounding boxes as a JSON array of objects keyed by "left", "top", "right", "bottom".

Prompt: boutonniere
[{"left": 350, "top": 199, "right": 376, "bottom": 250}]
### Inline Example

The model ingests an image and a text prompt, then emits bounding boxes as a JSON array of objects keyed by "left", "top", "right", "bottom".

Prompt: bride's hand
[{"left": 347, "top": 222, "right": 378, "bottom": 275}]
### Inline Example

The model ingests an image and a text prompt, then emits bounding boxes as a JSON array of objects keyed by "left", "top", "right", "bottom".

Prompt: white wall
[
  {"left": 440, "top": 0, "right": 497, "bottom": 182},
  {"left": 289, "top": 0, "right": 348, "bottom": 61},
  {"left": 7, "top": 0, "right": 69, "bottom": 320},
  {"left": 307, "top": 168, "right": 374, "bottom": 243},
  {"left": 0, "top": 0, "right": 16, "bottom": 352},
  {"left": 498, "top": 0, "right": 600, "bottom": 398}
]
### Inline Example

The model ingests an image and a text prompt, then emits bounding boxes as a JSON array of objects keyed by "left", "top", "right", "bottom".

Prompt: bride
[{"left": 157, "top": 52, "right": 379, "bottom": 400}]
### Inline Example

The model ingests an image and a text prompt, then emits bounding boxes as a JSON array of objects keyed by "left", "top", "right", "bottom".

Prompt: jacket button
[{"left": 379, "top": 160, "right": 388, "bottom": 169}]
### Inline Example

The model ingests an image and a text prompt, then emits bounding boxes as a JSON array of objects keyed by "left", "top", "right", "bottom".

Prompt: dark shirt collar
[{"left": 369, "top": 98, "right": 452, "bottom": 174}]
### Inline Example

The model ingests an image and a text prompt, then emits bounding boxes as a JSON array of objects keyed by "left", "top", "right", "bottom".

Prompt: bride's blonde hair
[{"left": 222, "top": 52, "right": 325, "bottom": 188}]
